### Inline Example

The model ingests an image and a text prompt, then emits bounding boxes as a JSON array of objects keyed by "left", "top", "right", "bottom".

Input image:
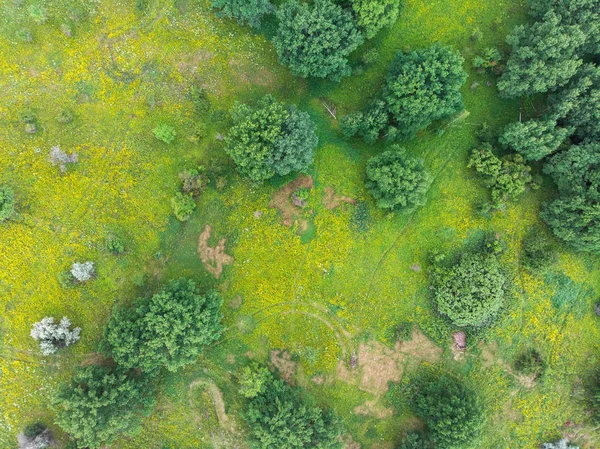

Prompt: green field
[{"left": 1, "top": 1, "right": 600, "bottom": 448}]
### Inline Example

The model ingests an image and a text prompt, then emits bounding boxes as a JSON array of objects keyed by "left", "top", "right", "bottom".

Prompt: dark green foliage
[
  {"left": 341, "top": 99, "right": 389, "bottom": 143},
  {"left": 497, "top": 11, "right": 586, "bottom": 98},
  {"left": 395, "top": 321, "right": 413, "bottom": 342},
  {"left": 171, "top": 192, "right": 196, "bottom": 222},
  {"left": 53, "top": 365, "right": 156, "bottom": 449},
  {"left": 521, "top": 228, "right": 557, "bottom": 272},
  {"left": 468, "top": 143, "right": 537, "bottom": 209},
  {"left": 398, "top": 431, "right": 431, "bottom": 449},
  {"left": 225, "top": 95, "right": 318, "bottom": 181},
  {"left": 211, "top": 0, "right": 274, "bottom": 28},
  {"left": 365, "top": 147, "right": 432, "bottom": 211},
  {"left": 351, "top": 201, "right": 370, "bottom": 232},
  {"left": 410, "top": 370, "right": 484, "bottom": 449},
  {"left": 430, "top": 248, "right": 509, "bottom": 327},
  {"left": 499, "top": 119, "right": 570, "bottom": 161},
  {"left": 472, "top": 47, "right": 503, "bottom": 74},
  {"left": 350, "top": 0, "right": 402, "bottom": 39},
  {"left": 101, "top": 278, "right": 224, "bottom": 374},
  {"left": 23, "top": 422, "right": 46, "bottom": 438},
  {"left": 274, "top": 0, "right": 364, "bottom": 81},
  {"left": 513, "top": 348, "right": 545, "bottom": 379},
  {"left": 236, "top": 362, "right": 272, "bottom": 398},
  {"left": 189, "top": 85, "right": 212, "bottom": 116},
  {"left": 105, "top": 234, "right": 125, "bottom": 255},
  {"left": 243, "top": 368, "right": 343, "bottom": 449},
  {"left": 0, "top": 186, "right": 15, "bottom": 222},
  {"left": 548, "top": 64, "right": 600, "bottom": 142}
]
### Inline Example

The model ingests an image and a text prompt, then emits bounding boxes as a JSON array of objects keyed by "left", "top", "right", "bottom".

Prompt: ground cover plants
[{"left": 1, "top": 0, "right": 600, "bottom": 449}]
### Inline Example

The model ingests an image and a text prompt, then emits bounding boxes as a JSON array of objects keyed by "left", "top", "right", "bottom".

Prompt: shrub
[
  {"left": 101, "top": 278, "right": 224, "bottom": 374},
  {"left": 410, "top": 370, "right": 484, "bottom": 449},
  {"left": 179, "top": 166, "right": 208, "bottom": 197},
  {"left": 53, "top": 365, "right": 156, "bottom": 449},
  {"left": 16, "top": 28, "right": 34, "bottom": 43},
  {"left": 430, "top": 248, "right": 509, "bottom": 328},
  {"left": 28, "top": 4, "right": 48, "bottom": 24},
  {"left": 210, "top": 0, "right": 274, "bottom": 28},
  {"left": 243, "top": 367, "right": 343, "bottom": 449},
  {"left": 189, "top": 85, "right": 212, "bottom": 116},
  {"left": 351, "top": 201, "right": 370, "bottom": 232},
  {"left": 71, "top": 261, "right": 95, "bottom": 282},
  {"left": 0, "top": 186, "right": 16, "bottom": 222},
  {"left": 30, "top": 317, "right": 81, "bottom": 355},
  {"left": 472, "top": 47, "right": 503, "bottom": 74},
  {"left": 236, "top": 362, "right": 272, "bottom": 398},
  {"left": 350, "top": 0, "right": 402, "bottom": 39},
  {"left": 273, "top": 0, "right": 364, "bottom": 81},
  {"left": 106, "top": 235, "right": 125, "bottom": 254},
  {"left": 23, "top": 422, "right": 46, "bottom": 439},
  {"left": 366, "top": 147, "right": 432, "bottom": 211},
  {"left": 361, "top": 48, "right": 380, "bottom": 65},
  {"left": 513, "top": 348, "right": 545, "bottom": 379},
  {"left": 521, "top": 228, "right": 557, "bottom": 272},
  {"left": 398, "top": 431, "right": 431, "bottom": 449},
  {"left": 225, "top": 95, "right": 318, "bottom": 181},
  {"left": 153, "top": 124, "right": 176, "bottom": 144},
  {"left": 171, "top": 192, "right": 196, "bottom": 222},
  {"left": 57, "top": 108, "right": 75, "bottom": 124}
]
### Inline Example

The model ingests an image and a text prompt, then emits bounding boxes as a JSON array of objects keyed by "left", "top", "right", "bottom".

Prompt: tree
[
  {"left": 171, "top": 192, "right": 196, "bottom": 222},
  {"left": 468, "top": 143, "right": 537, "bottom": 209},
  {"left": 430, "top": 249, "right": 509, "bottom": 327},
  {"left": 0, "top": 186, "right": 15, "bottom": 222},
  {"left": 30, "top": 317, "right": 81, "bottom": 355},
  {"left": 497, "top": 11, "right": 586, "bottom": 98},
  {"left": 225, "top": 95, "right": 318, "bottom": 181},
  {"left": 398, "top": 431, "right": 431, "bottom": 449},
  {"left": 381, "top": 44, "right": 466, "bottom": 140},
  {"left": 521, "top": 227, "right": 557, "bottom": 272},
  {"left": 53, "top": 365, "right": 156, "bottom": 449},
  {"left": 350, "top": 0, "right": 402, "bottom": 39},
  {"left": 499, "top": 120, "right": 570, "bottom": 161},
  {"left": 410, "top": 370, "right": 484, "bottom": 449},
  {"left": 543, "top": 143, "right": 600, "bottom": 200},
  {"left": 210, "top": 0, "right": 274, "bottom": 28},
  {"left": 243, "top": 368, "right": 343, "bottom": 449},
  {"left": 365, "top": 147, "right": 432, "bottom": 211},
  {"left": 236, "top": 362, "right": 272, "bottom": 398},
  {"left": 101, "top": 278, "right": 224, "bottom": 373},
  {"left": 273, "top": 0, "right": 364, "bottom": 81}
]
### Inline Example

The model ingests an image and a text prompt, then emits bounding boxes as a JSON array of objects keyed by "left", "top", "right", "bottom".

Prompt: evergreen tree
[
  {"left": 210, "top": 0, "right": 274, "bottom": 28},
  {"left": 350, "top": 0, "right": 402, "bottom": 39},
  {"left": 499, "top": 119, "right": 570, "bottom": 161}
]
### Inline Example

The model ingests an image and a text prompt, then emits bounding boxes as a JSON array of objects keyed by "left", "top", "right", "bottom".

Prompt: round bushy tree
[
  {"left": 430, "top": 250, "right": 509, "bottom": 327},
  {"left": 381, "top": 44, "right": 467, "bottom": 140},
  {"left": 210, "top": 0, "right": 274, "bottom": 28},
  {"left": 274, "top": 0, "right": 364, "bottom": 81},
  {"left": 350, "top": 0, "right": 402, "bottom": 39},
  {"left": 366, "top": 147, "right": 432, "bottom": 211},
  {"left": 411, "top": 371, "right": 484, "bottom": 449},
  {"left": 0, "top": 186, "right": 15, "bottom": 222},
  {"left": 499, "top": 119, "right": 570, "bottom": 161},
  {"left": 101, "top": 278, "right": 224, "bottom": 374},
  {"left": 53, "top": 365, "right": 155, "bottom": 449},
  {"left": 225, "top": 95, "right": 318, "bottom": 181}
]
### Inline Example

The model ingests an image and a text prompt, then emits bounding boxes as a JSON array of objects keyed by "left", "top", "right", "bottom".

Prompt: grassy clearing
[{"left": 1, "top": 0, "right": 599, "bottom": 448}]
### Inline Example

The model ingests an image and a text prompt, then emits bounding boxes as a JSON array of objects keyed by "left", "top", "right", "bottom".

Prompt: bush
[
  {"left": 153, "top": 124, "right": 176, "bottom": 144},
  {"left": 179, "top": 166, "right": 208, "bottom": 197},
  {"left": 351, "top": 0, "right": 402, "bottom": 39},
  {"left": 189, "top": 85, "right": 212, "bottom": 116},
  {"left": 366, "top": 147, "right": 432, "bottom": 211},
  {"left": 430, "top": 248, "right": 509, "bottom": 328},
  {"left": 106, "top": 235, "right": 125, "bottom": 254},
  {"left": 0, "top": 186, "right": 16, "bottom": 222},
  {"left": 54, "top": 365, "right": 156, "bottom": 449},
  {"left": 236, "top": 362, "right": 271, "bottom": 398},
  {"left": 273, "top": 0, "right": 364, "bottom": 81},
  {"left": 351, "top": 201, "right": 370, "bottom": 232},
  {"left": 28, "top": 4, "right": 48, "bottom": 24},
  {"left": 171, "top": 192, "right": 196, "bottom": 222},
  {"left": 71, "top": 261, "right": 95, "bottom": 282},
  {"left": 471, "top": 47, "right": 503, "bottom": 74},
  {"left": 30, "top": 317, "right": 81, "bottom": 355},
  {"left": 242, "top": 367, "right": 343, "bottom": 449},
  {"left": 398, "top": 431, "right": 431, "bottom": 449},
  {"left": 513, "top": 348, "right": 545, "bottom": 379},
  {"left": 361, "top": 48, "right": 380, "bottom": 65},
  {"left": 101, "top": 278, "right": 224, "bottom": 374},
  {"left": 521, "top": 228, "right": 557, "bottom": 272},
  {"left": 410, "top": 370, "right": 484, "bottom": 449},
  {"left": 57, "top": 108, "right": 75, "bottom": 124},
  {"left": 210, "top": 0, "right": 274, "bottom": 28}
]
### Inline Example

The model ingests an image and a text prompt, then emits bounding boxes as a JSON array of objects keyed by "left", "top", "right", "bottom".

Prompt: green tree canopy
[
  {"left": 544, "top": 142, "right": 600, "bottom": 199},
  {"left": 101, "top": 278, "right": 223, "bottom": 374},
  {"left": 243, "top": 368, "right": 343, "bottom": 449},
  {"left": 366, "top": 147, "right": 432, "bottom": 211},
  {"left": 274, "top": 0, "right": 364, "bottom": 81},
  {"left": 430, "top": 248, "right": 509, "bottom": 327},
  {"left": 411, "top": 370, "right": 484, "bottom": 449},
  {"left": 225, "top": 95, "right": 318, "bottom": 181},
  {"left": 499, "top": 119, "right": 570, "bottom": 161},
  {"left": 349, "top": 0, "right": 402, "bottom": 39},
  {"left": 53, "top": 365, "right": 156, "bottom": 449},
  {"left": 497, "top": 11, "right": 586, "bottom": 98},
  {"left": 210, "top": 0, "right": 274, "bottom": 28},
  {"left": 0, "top": 186, "right": 15, "bottom": 222}
]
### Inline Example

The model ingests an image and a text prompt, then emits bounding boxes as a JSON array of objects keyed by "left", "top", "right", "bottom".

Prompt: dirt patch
[
  {"left": 228, "top": 295, "right": 242, "bottom": 310},
  {"left": 358, "top": 341, "right": 404, "bottom": 395},
  {"left": 479, "top": 341, "right": 500, "bottom": 368},
  {"left": 311, "top": 374, "right": 325, "bottom": 385},
  {"left": 177, "top": 49, "right": 215, "bottom": 75},
  {"left": 189, "top": 379, "right": 231, "bottom": 430},
  {"left": 396, "top": 329, "right": 443, "bottom": 363},
  {"left": 269, "top": 350, "right": 297, "bottom": 383},
  {"left": 323, "top": 186, "right": 357, "bottom": 210},
  {"left": 353, "top": 399, "right": 394, "bottom": 419},
  {"left": 269, "top": 175, "right": 313, "bottom": 229},
  {"left": 198, "top": 224, "right": 233, "bottom": 279},
  {"left": 342, "top": 434, "right": 361, "bottom": 449}
]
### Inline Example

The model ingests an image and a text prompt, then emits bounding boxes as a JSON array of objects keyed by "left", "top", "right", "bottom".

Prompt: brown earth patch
[
  {"left": 177, "top": 49, "right": 215, "bottom": 75},
  {"left": 198, "top": 224, "right": 233, "bottom": 279},
  {"left": 342, "top": 434, "right": 361, "bottom": 449},
  {"left": 228, "top": 295, "right": 242, "bottom": 310},
  {"left": 479, "top": 341, "right": 500, "bottom": 368},
  {"left": 269, "top": 350, "right": 297, "bottom": 383},
  {"left": 189, "top": 379, "right": 231, "bottom": 430},
  {"left": 396, "top": 329, "right": 443, "bottom": 363},
  {"left": 358, "top": 341, "right": 404, "bottom": 395},
  {"left": 323, "top": 186, "right": 357, "bottom": 210},
  {"left": 269, "top": 175, "right": 313, "bottom": 229},
  {"left": 353, "top": 399, "right": 394, "bottom": 419}
]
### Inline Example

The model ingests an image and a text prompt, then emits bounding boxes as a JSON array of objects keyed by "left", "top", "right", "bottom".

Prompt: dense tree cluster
[
  {"left": 210, "top": 0, "right": 274, "bottom": 28},
  {"left": 342, "top": 44, "right": 466, "bottom": 142},
  {"left": 365, "top": 147, "right": 432, "bottom": 211},
  {"left": 225, "top": 95, "right": 318, "bottom": 181}
]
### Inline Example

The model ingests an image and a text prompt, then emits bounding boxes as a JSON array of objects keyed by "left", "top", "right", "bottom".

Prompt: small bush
[
  {"left": 514, "top": 348, "right": 545, "bottom": 379},
  {"left": 153, "top": 124, "right": 176, "bottom": 144},
  {"left": 171, "top": 192, "right": 196, "bottom": 222},
  {"left": 57, "top": 108, "right": 75, "bottom": 124},
  {"left": 361, "top": 48, "right": 380, "bottom": 65},
  {"left": 399, "top": 431, "right": 431, "bottom": 449},
  {"left": 190, "top": 85, "right": 212, "bottom": 116},
  {"left": 28, "top": 4, "right": 48, "bottom": 24},
  {"left": 58, "top": 270, "right": 76, "bottom": 288},
  {"left": 236, "top": 362, "right": 271, "bottom": 398},
  {"left": 395, "top": 321, "right": 413, "bottom": 342},
  {"left": 23, "top": 422, "right": 46, "bottom": 439},
  {"left": 0, "top": 186, "right": 16, "bottom": 222},
  {"left": 71, "top": 261, "right": 95, "bottom": 282},
  {"left": 521, "top": 228, "right": 557, "bottom": 272},
  {"left": 16, "top": 28, "right": 34, "bottom": 42},
  {"left": 351, "top": 201, "right": 370, "bottom": 232},
  {"left": 106, "top": 235, "right": 125, "bottom": 254},
  {"left": 179, "top": 166, "right": 208, "bottom": 197},
  {"left": 30, "top": 317, "right": 81, "bottom": 355}
]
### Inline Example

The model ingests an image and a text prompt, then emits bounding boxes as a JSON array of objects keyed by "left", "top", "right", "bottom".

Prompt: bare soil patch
[
  {"left": 198, "top": 224, "right": 233, "bottom": 279},
  {"left": 396, "top": 328, "right": 443, "bottom": 363},
  {"left": 342, "top": 434, "right": 361, "bottom": 449},
  {"left": 189, "top": 379, "right": 231, "bottom": 430},
  {"left": 353, "top": 399, "right": 394, "bottom": 419},
  {"left": 269, "top": 175, "right": 313, "bottom": 229},
  {"left": 323, "top": 186, "right": 357, "bottom": 210},
  {"left": 269, "top": 350, "right": 297, "bottom": 383}
]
